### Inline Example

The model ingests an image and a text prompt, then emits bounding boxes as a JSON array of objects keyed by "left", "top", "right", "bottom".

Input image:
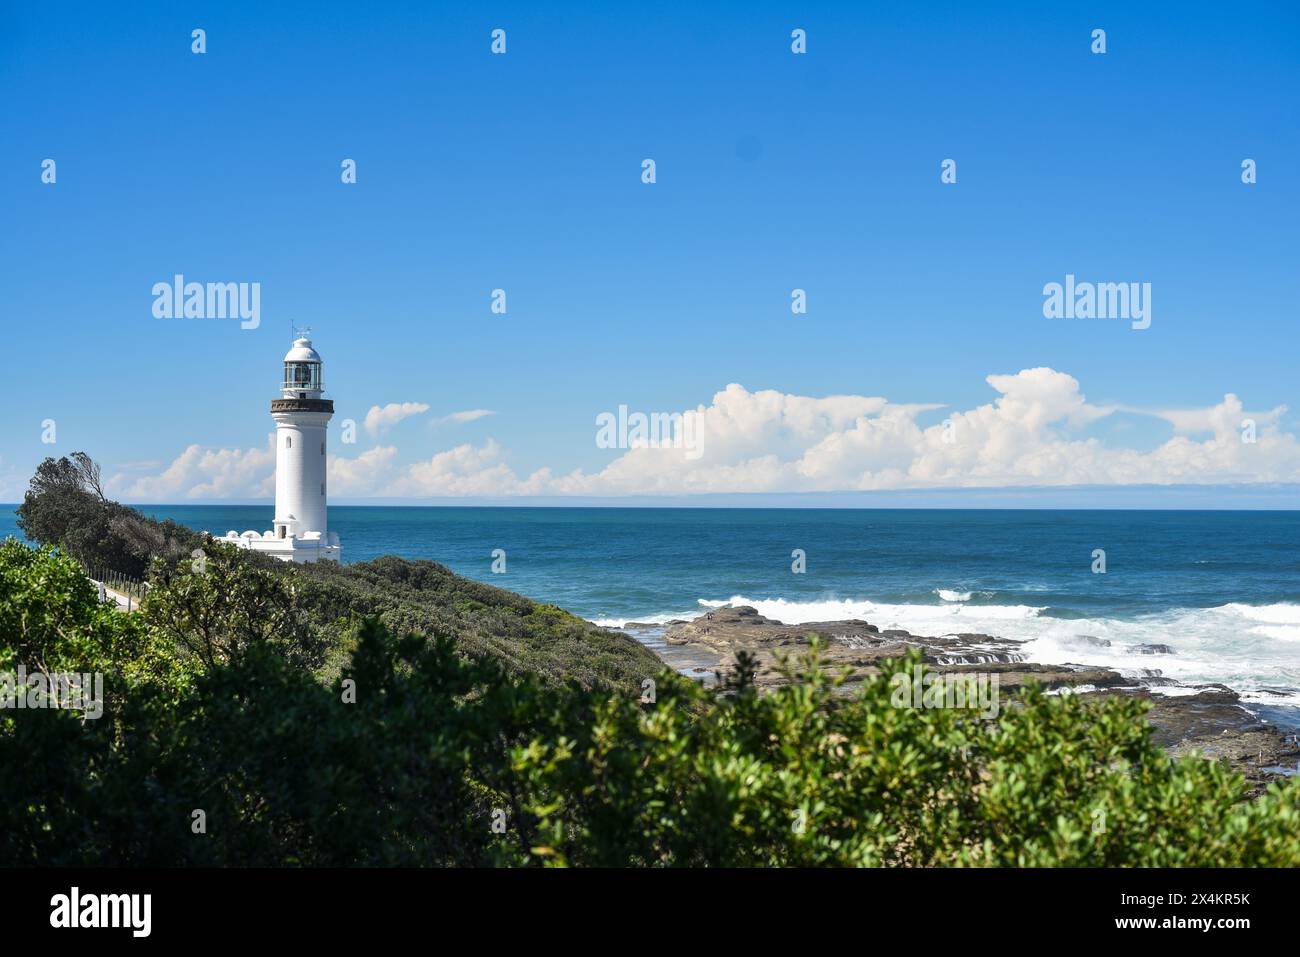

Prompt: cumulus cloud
[
  {"left": 105, "top": 369, "right": 1300, "bottom": 500},
  {"left": 1143, "top": 397, "right": 1288, "bottom": 437},
  {"left": 364, "top": 402, "right": 430, "bottom": 435},
  {"left": 107, "top": 440, "right": 276, "bottom": 500},
  {"left": 388, "top": 439, "right": 555, "bottom": 496},
  {"left": 328, "top": 446, "right": 399, "bottom": 496}
]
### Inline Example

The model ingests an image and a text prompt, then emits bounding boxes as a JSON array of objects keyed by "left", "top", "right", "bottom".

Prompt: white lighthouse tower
[{"left": 220, "top": 332, "right": 342, "bottom": 563}]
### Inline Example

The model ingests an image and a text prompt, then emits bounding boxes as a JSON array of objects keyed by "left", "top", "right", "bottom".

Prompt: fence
[{"left": 89, "top": 567, "right": 150, "bottom": 610}]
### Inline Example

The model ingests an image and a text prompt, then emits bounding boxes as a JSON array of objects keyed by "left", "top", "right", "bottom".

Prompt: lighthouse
[{"left": 220, "top": 332, "right": 342, "bottom": 562}]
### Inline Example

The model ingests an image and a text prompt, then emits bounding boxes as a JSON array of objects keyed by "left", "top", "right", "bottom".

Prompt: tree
[
  {"left": 69, "top": 451, "right": 106, "bottom": 502},
  {"left": 15, "top": 453, "right": 203, "bottom": 577},
  {"left": 142, "top": 542, "right": 324, "bottom": 671}
]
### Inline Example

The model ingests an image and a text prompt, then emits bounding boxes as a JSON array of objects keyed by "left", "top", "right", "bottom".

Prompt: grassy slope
[
  {"left": 291, "top": 554, "right": 662, "bottom": 692},
  {"left": 13, "top": 469, "right": 663, "bottom": 694}
]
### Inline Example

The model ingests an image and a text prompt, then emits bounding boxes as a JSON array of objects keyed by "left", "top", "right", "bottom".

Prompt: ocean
[{"left": 4, "top": 506, "right": 1299, "bottom": 707}]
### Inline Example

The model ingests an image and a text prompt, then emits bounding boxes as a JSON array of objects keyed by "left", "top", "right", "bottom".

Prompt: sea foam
[{"left": 602, "top": 595, "right": 1300, "bottom": 707}]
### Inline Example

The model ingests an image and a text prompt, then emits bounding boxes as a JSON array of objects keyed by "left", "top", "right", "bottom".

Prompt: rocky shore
[{"left": 619, "top": 605, "right": 1300, "bottom": 795}]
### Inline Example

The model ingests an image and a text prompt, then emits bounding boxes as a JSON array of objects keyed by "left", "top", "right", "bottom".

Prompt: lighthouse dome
[{"left": 284, "top": 337, "right": 322, "bottom": 363}]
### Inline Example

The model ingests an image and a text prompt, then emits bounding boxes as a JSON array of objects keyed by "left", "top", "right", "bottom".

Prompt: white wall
[{"left": 273, "top": 409, "right": 331, "bottom": 537}]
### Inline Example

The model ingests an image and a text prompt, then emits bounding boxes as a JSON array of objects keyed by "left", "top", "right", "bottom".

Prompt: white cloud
[
  {"left": 389, "top": 439, "right": 554, "bottom": 496},
  {"left": 107, "top": 440, "right": 276, "bottom": 500},
  {"left": 433, "top": 409, "right": 496, "bottom": 426},
  {"left": 1142, "top": 397, "right": 1288, "bottom": 436},
  {"left": 328, "top": 446, "right": 399, "bottom": 496},
  {"left": 364, "top": 402, "right": 430, "bottom": 435},
  {"left": 103, "top": 369, "right": 1300, "bottom": 500},
  {"left": 0, "top": 457, "right": 27, "bottom": 503}
]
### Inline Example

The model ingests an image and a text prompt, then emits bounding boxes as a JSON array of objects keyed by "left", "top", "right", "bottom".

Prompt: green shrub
[{"left": 3, "top": 540, "right": 1299, "bottom": 868}]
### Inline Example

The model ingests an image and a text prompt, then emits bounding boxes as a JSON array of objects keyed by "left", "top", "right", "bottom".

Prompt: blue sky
[{"left": 2, "top": 1, "right": 1298, "bottom": 504}]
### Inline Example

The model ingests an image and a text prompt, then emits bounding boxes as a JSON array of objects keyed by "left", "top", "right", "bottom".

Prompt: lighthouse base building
[{"left": 219, "top": 334, "right": 342, "bottom": 563}]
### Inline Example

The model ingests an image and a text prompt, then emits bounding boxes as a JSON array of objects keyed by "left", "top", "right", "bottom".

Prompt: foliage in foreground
[{"left": 3, "top": 540, "right": 1300, "bottom": 867}]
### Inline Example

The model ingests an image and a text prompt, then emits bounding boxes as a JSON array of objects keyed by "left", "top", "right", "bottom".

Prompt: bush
[
  {"left": 291, "top": 555, "right": 664, "bottom": 692},
  {"left": 3, "top": 540, "right": 1299, "bottom": 867}
]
